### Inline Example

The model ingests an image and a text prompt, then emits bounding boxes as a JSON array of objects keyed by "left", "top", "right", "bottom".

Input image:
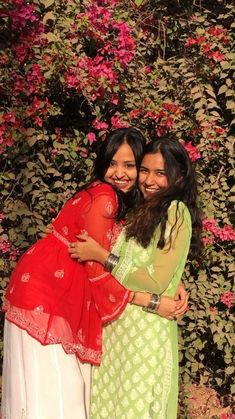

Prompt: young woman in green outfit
[{"left": 70, "top": 137, "right": 202, "bottom": 419}]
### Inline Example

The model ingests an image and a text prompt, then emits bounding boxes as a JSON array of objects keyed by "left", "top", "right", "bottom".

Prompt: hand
[
  {"left": 132, "top": 293, "right": 179, "bottom": 321},
  {"left": 40, "top": 222, "right": 54, "bottom": 238},
  {"left": 157, "top": 296, "right": 178, "bottom": 320},
  {"left": 173, "top": 282, "right": 189, "bottom": 317},
  {"left": 68, "top": 234, "right": 108, "bottom": 263}
]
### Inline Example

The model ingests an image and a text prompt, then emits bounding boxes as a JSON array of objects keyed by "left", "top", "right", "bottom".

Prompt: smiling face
[
  {"left": 138, "top": 152, "right": 169, "bottom": 198},
  {"left": 104, "top": 142, "right": 138, "bottom": 192}
]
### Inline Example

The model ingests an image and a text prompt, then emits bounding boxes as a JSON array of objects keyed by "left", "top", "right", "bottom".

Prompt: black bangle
[
  {"left": 142, "top": 294, "right": 161, "bottom": 313},
  {"left": 104, "top": 253, "right": 120, "bottom": 272}
]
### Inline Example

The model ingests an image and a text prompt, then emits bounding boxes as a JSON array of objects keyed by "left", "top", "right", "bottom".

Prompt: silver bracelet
[
  {"left": 142, "top": 294, "right": 161, "bottom": 313},
  {"left": 104, "top": 253, "right": 120, "bottom": 272}
]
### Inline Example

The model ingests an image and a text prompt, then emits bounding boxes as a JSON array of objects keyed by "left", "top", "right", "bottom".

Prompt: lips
[
  {"left": 111, "top": 179, "right": 131, "bottom": 190},
  {"left": 141, "top": 186, "right": 159, "bottom": 197}
]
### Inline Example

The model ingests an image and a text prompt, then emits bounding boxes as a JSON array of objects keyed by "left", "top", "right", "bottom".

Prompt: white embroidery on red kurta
[
  {"left": 62, "top": 226, "right": 69, "bottom": 235},
  {"left": 105, "top": 201, "right": 113, "bottom": 215},
  {"left": 21, "top": 273, "right": 30, "bottom": 282},
  {"left": 9, "top": 285, "right": 14, "bottom": 294},
  {"left": 54, "top": 269, "right": 64, "bottom": 278},
  {"left": 27, "top": 246, "right": 35, "bottom": 255},
  {"left": 109, "top": 294, "right": 116, "bottom": 303},
  {"left": 72, "top": 197, "right": 81, "bottom": 205},
  {"left": 77, "top": 329, "right": 84, "bottom": 342},
  {"left": 34, "top": 305, "right": 44, "bottom": 314},
  {"left": 106, "top": 228, "right": 112, "bottom": 241}
]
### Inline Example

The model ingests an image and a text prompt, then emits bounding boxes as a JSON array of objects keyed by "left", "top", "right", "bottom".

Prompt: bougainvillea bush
[{"left": 0, "top": 0, "right": 234, "bottom": 416}]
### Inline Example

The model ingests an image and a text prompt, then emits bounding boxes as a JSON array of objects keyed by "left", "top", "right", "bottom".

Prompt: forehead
[
  {"left": 112, "top": 143, "right": 135, "bottom": 161},
  {"left": 141, "top": 152, "right": 165, "bottom": 169}
]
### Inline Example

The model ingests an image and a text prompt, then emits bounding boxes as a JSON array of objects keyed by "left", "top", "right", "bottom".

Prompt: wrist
[
  {"left": 104, "top": 252, "right": 119, "bottom": 271},
  {"left": 142, "top": 293, "right": 161, "bottom": 313},
  {"left": 98, "top": 248, "right": 109, "bottom": 264}
]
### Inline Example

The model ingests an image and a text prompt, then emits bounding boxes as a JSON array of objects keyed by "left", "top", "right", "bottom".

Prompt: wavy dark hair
[
  {"left": 79, "top": 127, "right": 146, "bottom": 220},
  {"left": 125, "top": 137, "right": 202, "bottom": 258}
]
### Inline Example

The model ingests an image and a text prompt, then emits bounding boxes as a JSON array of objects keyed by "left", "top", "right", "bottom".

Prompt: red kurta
[{"left": 3, "top": 182, "right": 130, "bottom": 365}]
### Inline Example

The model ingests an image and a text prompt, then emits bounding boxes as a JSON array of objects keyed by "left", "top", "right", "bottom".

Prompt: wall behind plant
[{"left": 0, "top": 0, "right": 234, "bottom": 415}]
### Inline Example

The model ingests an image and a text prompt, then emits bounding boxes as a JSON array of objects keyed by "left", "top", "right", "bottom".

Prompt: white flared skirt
[{"left": 1, "top": 320, "right": 91, "bottom": 419}]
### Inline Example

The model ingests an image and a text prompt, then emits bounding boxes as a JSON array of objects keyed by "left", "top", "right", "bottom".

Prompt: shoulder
[
  {"left": 88, "top": 181, "right": 117, "bottom": 199},
  {"left": 168, "top": 200, "right": 191, "bottom": 225}
]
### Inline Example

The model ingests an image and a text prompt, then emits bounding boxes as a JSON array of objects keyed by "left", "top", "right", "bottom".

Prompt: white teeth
[
  {"left": 114, "top": 180, "right": 128, "bottom": 184},
  {"left": 145, "top": 188, "right": 157, "bottom": 192}
]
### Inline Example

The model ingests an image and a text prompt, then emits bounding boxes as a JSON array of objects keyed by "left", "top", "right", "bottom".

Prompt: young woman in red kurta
[{"left": 2, "top": 128, "right": 146, "bottom": 419}]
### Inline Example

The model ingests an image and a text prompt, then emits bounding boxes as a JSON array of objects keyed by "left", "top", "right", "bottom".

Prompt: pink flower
[
  {"left": 215, "top": 126, "right": 225, "bottom": 135},
  {"left": 202, "top": 236, "right": 214, "bottom": 246},
  {"left": 65, "top": 69, "right": 80, "bottom": 89},
  {"left": 111, "top": 116, "right": 129, "bottom": 129},
  {"left": 185, "top": 38, "right": 198, "bottom": 47},
  {"left": 144, "top": 66, "right": 152, "bottom": 74},
  {"left": 87, "top": 132, "right": 97, "bottom": 145},
  {"left": 129, "top": 109, "right": 141, "bottom": 119},
  {"left": 111, "top": 95, "right": 119, "bottom": 105},
  {"left": 92, "top": 119, "right": 109, "bottom": 131},
  {"left": 190, "top": 15, "right": 198, "bottom": 21},
  {"left": 203, "top": 219, "right": 235, "bottom": 242},
  {"left": 0, "top": 213, "right": 5, "bottom": 223},
  {"left": 208, "top": 27, "right": 224, "bottom": 37},
  {"left": 209, "top": 51, "right": 225, "bottom": 62},
  {"left": 220, "top": 291, "right": 235, "bottom": 309},
  {"left": 0, "top": 237, "right": 11, "bottom": 253},
  {"left": 218, "top": 225, "right": 235, "bottom": 241},
  {"left": 14, "top": 44, "right": 29, "bottom": 64},
  {"left": 210, "top": 143, "right": 218, "bottom": 151},
  {"left": 182, "top": 141, "right": 201, "bottom": 161},
  {"left": 50, "top": 148, "right": 59, "bottom": 156},
  {"left": 34, "top": 116, "right": 43, "bottom": 127},
  {"left": 10, "top": 248, "right": 20, "bottom": 261},
  {"left": 2, "top": 112, "right": 16, "bottom": 123}
]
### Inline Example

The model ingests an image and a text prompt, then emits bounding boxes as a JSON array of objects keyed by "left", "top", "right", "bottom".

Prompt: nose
[
  {"left": 114, "top": 165, "right": 125, "bottom": 178},
  {"left": 145, "top": 172, "right": 155, "bottom": 186}
]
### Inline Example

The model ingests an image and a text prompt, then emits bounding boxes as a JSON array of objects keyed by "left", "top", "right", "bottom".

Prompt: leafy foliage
[{"left": 0, "top": 0, "right": 234, "bottom": 415}]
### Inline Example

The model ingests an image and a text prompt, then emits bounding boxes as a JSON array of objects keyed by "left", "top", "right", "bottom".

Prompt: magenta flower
[
  {"left": 87, "top": 132, "right": 97, "bottom": 145},
  {"left": 0, "top": 237, "right": 11, "bottom": 254},
  {"left": 111, "top": 116, "right": 129, "bottom": 129},
  {"left": 220, "top": 291, "right": 235, "bottom": 309},
  {"left": 92, "top": 119, "right": 109, "bottom": 131},
  {"left": 182, "top": 141, "right": 201, "bottom": 161}
]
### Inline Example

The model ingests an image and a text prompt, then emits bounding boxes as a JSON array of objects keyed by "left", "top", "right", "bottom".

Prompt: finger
[
  {"left": 176, "top": 296, "right": 189, "bottom": 310},
  {"left": 174, "top": 307, "right": 188, "bottom": 316},
  {"left": 76, "top": 234, "right": 89, "bottom": 240}
]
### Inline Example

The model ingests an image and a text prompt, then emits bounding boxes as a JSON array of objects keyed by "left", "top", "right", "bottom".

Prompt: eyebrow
[
  {"left": 140, "top": 165, "right": 165, "bottom": 173},
  {"left": 112, "top": 159, "right": 136, "bottom": 163}
]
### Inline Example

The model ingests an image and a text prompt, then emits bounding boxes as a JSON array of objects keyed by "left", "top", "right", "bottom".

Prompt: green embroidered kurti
[{"left": 91, "top": 201, "right": 192, "bottom": 419}]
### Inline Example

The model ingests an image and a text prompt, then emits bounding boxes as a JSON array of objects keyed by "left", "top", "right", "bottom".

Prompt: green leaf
[
  {"left": 218, "top": 85, "right": 227, "bottom": 95},
  {"left": 43, "top": 12, "right": 55, "bottom": 24},
  {"left": 135, "top": 0, "right": 144, "bottom": 6},
  {"left": 40, "top": 0, "right": 55, "bottom": 8}
]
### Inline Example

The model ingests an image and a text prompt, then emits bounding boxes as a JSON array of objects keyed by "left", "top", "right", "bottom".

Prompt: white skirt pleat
[{"left": 1, "top": 320, "right": 91, "bottom": 419}]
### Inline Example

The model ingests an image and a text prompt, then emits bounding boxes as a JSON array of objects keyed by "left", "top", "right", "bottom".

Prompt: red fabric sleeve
[{"left": 80, "top": 184, "right": 130, "bottom": 323}]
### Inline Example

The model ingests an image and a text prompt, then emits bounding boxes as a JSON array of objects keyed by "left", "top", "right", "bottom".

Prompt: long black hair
[
  {"left": 79, "top": 127, "right": 146, "bottom": 220},
  {"left": 125, "top": 137, "right": 202, "bottom": 258}
]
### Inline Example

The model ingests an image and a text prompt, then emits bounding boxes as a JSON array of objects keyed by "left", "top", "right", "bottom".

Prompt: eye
[
  {"left": 126, "top": 163, "right": 136, "bottom": 169},
  {"left": 140, "top": 167, "right": 148, "bottom": 173},
  {"left": 109, "top": 161, "right": 116, "bottom": 167}
]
